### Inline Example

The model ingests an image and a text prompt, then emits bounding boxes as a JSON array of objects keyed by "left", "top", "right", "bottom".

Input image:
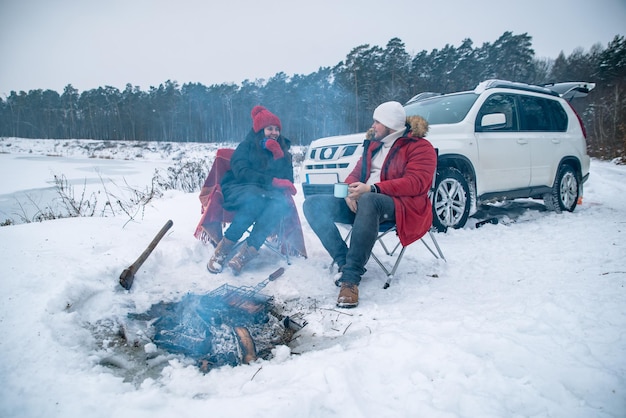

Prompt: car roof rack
[{"left": 474, "top": 79, "right": 559, "bottom": 97}]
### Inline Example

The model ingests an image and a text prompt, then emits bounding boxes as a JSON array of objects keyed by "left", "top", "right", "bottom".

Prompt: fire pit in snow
[{"left": 128, "top": 268, "right": 302, "bottom": 372}]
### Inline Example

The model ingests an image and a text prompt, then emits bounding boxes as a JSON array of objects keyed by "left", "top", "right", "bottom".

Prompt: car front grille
[
  {"left": 302, "top": 183, "right": 334, "bottom": 198},
  {"left": 304, "top": 163, "right": 351, "bottom": 170}
]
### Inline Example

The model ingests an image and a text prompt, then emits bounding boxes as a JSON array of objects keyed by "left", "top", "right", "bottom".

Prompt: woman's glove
[
  {"left": 272, "top": 178, "right": 297, "bottom": 195},
  {"left": 263, "top": 138, "right": 285, "bottom": 160}
]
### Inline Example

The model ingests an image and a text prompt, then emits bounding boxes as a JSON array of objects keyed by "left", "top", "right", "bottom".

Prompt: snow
[{"left": 1, "top": 137, "right": 625, "bottom": 417}]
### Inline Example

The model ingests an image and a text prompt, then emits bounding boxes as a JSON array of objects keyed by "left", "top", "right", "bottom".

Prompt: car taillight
[{"left": 567, "top": 102, "right": 587, "bottom": 138}]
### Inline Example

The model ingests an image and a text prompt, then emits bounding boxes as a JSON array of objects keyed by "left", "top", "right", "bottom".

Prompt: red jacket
[{"left": 345, "top": 135, "right": 437, "bottom": 246}]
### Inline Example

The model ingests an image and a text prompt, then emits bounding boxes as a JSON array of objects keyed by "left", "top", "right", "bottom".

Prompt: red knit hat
[{"left": 251, "top": 105, "right": 282, "bottom": 133}]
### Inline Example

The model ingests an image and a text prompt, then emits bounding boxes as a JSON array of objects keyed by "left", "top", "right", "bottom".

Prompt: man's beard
[{"left": 375, "top": 128, "right": 392, "bottom": 140}]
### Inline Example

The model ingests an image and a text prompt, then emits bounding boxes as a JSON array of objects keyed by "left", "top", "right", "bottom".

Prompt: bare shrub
[{"left": 154, "top": 158, "right": 210, "bottom": 193}]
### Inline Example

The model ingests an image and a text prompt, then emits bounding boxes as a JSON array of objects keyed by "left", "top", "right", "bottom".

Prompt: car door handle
[
  {"left": 551, "top": 139, "right": 561, "bottom": 144},
  {"left": 516, "top": 139, "right": 528, "bottom": 145}
]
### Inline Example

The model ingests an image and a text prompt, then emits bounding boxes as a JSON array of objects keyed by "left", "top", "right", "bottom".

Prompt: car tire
[
  {"left": 544, "top": 164, "right": 579, "bottom": 213},
  {"left": 432, "top": 167, "right": 471, "bottom": 231}
]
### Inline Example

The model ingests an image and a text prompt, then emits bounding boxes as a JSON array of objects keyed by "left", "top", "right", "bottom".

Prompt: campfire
[{"left": 126, "top": 268, "right": 304, "bottom": 373}]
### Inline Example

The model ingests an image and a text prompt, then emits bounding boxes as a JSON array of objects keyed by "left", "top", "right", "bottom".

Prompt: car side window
[
  {"left": 545, "top": 99, "right": 568, "bottom": 131},
  {"left": 475, "top": 93, "right": 518, "bottom": 132},
  {"left": 519, "top": 95, "right": 566, "bottom": 132}
]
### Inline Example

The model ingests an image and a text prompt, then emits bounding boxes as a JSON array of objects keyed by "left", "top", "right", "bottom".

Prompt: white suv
[{"left": 301, "top": 79, "right": 595, "bottom": 231}]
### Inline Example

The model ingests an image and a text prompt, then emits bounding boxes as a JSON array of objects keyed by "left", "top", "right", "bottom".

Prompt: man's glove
[
  {"left": 263, "top": 138, "right": 284, "bottom": 160},
  {"left": 272, "top": 178, "right": 297, "bottom": 195}
]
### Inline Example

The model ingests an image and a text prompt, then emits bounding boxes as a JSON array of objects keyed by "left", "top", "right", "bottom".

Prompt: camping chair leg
[
  {"left": 262, "top": 219, "right": 291, "bottom": 265},
  {"left": 377, "top": 227, "right": 403, "bottom": 256},
  {"left": 371, "top": 246, "right": 407, "bottom": 289},
  {"left": 429, "top": 231, "right": 446, "bottom": 261},
  {"left": 263, "top": 240, "right": 291, "bottom": 264},
  {"left": 420, "top": 230, "right": 446, "bottom": 261}
]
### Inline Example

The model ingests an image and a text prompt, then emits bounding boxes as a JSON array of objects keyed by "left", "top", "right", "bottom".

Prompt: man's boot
[
  {"left": 337, "top": 282, "right": 359, "bottom": 308},
  {"left": 207, "top": 237, "right": 235, "bottom": 274},
  {"left": 227, "top": 242, "right": 258, "bottom": 275}
]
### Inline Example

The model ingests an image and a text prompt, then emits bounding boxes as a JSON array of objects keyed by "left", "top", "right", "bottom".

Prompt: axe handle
[
  {"left": 119, "top": 220, "right": 173, "bottom": 290},
  {"left": 269, "top": 267, "right": 285, "bottom": 281}
]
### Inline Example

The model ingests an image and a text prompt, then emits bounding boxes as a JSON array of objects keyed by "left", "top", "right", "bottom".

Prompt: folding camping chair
[
  {"left": 339, "top": 157, "right": 445, "bottom": 288},
  {"left": 194, "top": 148, "right": 307, "bottom": 265}
]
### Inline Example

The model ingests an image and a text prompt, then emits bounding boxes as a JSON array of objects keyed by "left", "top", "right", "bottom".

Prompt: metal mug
[{"left": 334, "top": 182, "right": 348, "bottom": 198}]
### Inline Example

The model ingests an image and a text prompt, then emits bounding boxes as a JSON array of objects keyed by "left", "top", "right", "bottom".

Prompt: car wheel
[
  {"left": 544, "top": 164, "right": 579, "bottom": 213},
  {"left": 432, "top": 167, "right": 471, "bottom": 231}
]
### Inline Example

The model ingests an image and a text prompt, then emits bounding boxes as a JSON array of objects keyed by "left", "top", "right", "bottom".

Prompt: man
[{"left": 303, "top": 101, "right": 436, "bottom": 308}]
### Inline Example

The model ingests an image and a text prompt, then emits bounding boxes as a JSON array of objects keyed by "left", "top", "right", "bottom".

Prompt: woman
[{"left": 207, "top": 105, "right": 296, "bottom": 275}]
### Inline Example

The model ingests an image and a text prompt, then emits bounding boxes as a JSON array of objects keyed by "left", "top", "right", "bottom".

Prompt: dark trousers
[
  {"left": 303, "top": 193, "right": 395, "bottom": 285},
  {"left": 224, "top": 187, "right": 290, "bottom": 250}
]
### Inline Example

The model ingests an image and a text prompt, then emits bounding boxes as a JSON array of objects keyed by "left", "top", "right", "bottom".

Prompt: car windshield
[{"left": 404, "top": 92, "right": 478, "bottom": 124}]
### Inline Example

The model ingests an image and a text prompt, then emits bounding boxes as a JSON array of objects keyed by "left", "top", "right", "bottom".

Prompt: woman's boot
[
  {"left": 207, "top": 237, "right": 235, "bottom": 274},
  {"left": 227, "top": 242, "right": 258, "bottom": 275}
]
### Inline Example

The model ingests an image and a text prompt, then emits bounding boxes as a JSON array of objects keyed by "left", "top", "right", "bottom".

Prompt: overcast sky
[{"left": 1, "top": 0, "right": 624, "bottom": 96}]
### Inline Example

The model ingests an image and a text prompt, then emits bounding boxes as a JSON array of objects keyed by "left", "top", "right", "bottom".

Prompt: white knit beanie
[{"left": 373, "top": 101, "right": 406, "bottom": 131}]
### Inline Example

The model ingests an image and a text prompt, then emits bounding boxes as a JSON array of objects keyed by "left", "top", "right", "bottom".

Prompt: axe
[{"left": 119, "top": 220, "right": 173, "bottom": 290}]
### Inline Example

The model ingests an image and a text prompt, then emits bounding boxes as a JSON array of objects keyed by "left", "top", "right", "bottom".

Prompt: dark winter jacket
[
  {"left": 221, "top": 129, "right": 294, "bottom": 209},
  {"left": 345, "top": 116, "right": 437, "bottom": 246}
]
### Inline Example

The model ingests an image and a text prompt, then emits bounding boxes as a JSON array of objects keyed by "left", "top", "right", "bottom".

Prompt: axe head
[{"left": 119, "top": 268, "right": 135, "bottom": 290}]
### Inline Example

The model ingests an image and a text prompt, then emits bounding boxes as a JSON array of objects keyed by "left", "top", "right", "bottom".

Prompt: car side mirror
[{"left": 480, "top": 113, "right": 507, "bottom": 129}]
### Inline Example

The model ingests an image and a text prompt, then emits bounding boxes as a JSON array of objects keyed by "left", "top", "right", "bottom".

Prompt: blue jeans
[
  {"left": 223, "top": 187, "right": 290, "bottom": 250},
  {"left": 303, "top": 193, "right": 395, "bottom": 285}
]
